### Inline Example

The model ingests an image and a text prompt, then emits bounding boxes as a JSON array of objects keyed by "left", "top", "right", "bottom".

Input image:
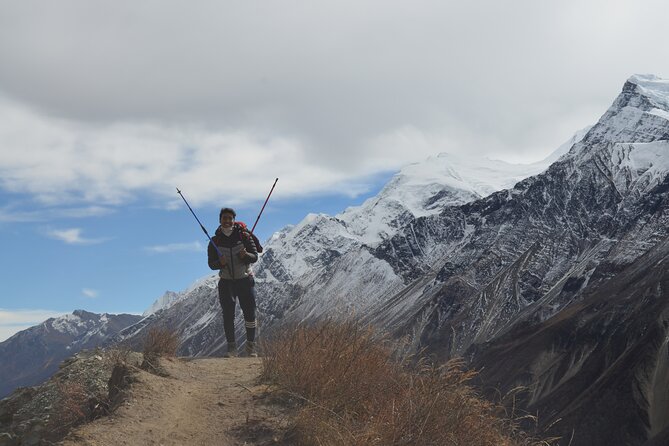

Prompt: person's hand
[
  {"left": 238, "top": 248, "right": 248, "bottom": 260},
  {"left": 219, "top": 256, "right": 227, "bottom": 267}
]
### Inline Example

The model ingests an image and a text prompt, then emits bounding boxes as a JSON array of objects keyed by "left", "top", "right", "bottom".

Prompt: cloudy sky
[{"left": 1, "top": 0, "right": 668, "bottom": 341}]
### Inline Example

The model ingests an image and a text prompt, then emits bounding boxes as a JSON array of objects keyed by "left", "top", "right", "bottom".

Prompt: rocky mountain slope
[
  {"left": 0, "top": 310, "right": 141, "bottom": 399},
  {"left": 471, "top": 234, "right": 669, "bottom": 446}
]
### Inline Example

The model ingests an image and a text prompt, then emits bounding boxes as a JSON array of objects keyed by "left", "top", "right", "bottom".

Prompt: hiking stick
[{"left": 251, "top": 178, "right": 279, "bottom": 233}]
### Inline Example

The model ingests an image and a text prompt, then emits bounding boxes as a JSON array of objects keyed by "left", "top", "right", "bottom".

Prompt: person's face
[{"left": 220, "top": 213, "right": 235, "bottom": 228}]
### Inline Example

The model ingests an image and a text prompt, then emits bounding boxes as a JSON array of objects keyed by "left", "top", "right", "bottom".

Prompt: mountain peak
[
  {"left": 624, "top": 73, "right": 669, "bottom": 111},
  {"left": 72, "top": 309, "right": 96, "bottom": 319}
]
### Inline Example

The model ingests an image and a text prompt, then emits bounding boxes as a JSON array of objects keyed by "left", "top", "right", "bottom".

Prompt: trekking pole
[
  {"left": 176, "top": 188, "right": 231, "bottom": 274},
  {"left": 251, "top": 178, "right": 279, "bottom": 233},
  {"left": 176, "top": 188, "right": 218, "bottom": 252}
]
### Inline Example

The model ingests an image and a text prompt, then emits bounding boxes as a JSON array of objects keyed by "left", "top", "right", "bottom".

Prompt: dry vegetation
[
  {"left": 141, "top": 326, "right": 181, "bottom": 375},
  {"left": 142, "top": 326, "right": 180, "bottom": 358},
  {"left": 260, "top": 320, "right": 555, "bottom": 446},
  {"left": 43, "top": 348, "right": 139, "bottom": 442},
  {"left": 42, "top": 329, "right": 179, "bottom": 443},
  {"left": 47, "top": 378, "right": 106, "bottom": 440}
]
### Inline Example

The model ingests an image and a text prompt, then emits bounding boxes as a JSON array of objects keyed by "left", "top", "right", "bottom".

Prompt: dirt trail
[{"left": 61, "top": 357, "right": 288, "bottom": 446}]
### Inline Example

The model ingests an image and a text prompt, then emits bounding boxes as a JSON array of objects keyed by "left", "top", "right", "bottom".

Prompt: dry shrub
[
  {"left": 104, "top": 344, "right": 133, "bottom": 366},
  {"left": 261, "top": 320, "right": 396, "bottom": 416},
  {"left": 141, "top": 327, "right": 180, "bottom": 375},
  {"left": 142, "top": 326, "right": 180, "bottom": 358},
  {"left": 47, "top": 378, "right": 107, "bottom": 441},
  {"left": 261, "top": 320, "right": 552, "bottom": 446},
  {"left": 54, "top": 380, "right": 89, "bottom": 426}
]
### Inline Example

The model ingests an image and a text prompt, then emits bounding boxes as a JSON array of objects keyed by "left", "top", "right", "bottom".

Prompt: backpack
[{"left": 234, "top": 222, "right": 264, "bottom": 253}]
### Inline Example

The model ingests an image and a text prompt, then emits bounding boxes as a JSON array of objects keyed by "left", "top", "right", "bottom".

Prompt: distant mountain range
[
  {"left": 0, "top": 310, "right": 141, "bottom": 399},
  {"left": 2, "top": 74, "right": 668, "bottom": 445}
]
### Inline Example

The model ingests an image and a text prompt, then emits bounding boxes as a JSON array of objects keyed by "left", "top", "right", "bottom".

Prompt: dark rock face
[
  {"left": 470, "top": 237, "right": 669, "bottom": 445},
  {"left": 0, "top": 312, "right": 141, "bottom": 399}
]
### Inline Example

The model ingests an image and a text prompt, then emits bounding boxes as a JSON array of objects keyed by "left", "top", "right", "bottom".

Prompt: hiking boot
[
  {"left": 245, "top": 341, "right": 258, "bottom": 357},
  {"left": 224, "top": 342, "right": 237, "bottom": 358}
]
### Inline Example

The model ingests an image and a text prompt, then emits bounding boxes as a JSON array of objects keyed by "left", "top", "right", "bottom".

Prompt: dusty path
[{"left": 61, "top": 357, "right": 288, "bottom": 446}]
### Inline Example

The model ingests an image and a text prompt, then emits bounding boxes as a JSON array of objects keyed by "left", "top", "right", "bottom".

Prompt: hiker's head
[{"left": 219, "top": 207, "right": 236, "bottom": 227}]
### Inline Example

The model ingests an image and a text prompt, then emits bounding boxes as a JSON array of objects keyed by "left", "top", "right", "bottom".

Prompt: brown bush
[
  {"left": 104, "top": 344, "right": 133, "bottom": 366},
  {"left": 260, "top": 320, "right": 553, "bottom": 446},
  {"left": 142, "top": 326, "right": 180, "bottom": 358},
  {"left": 141, "top": 327, "right": 180, "bottom": 375},
  {"left": 47, "top": 378, "right": 108, "bottom": 441}
]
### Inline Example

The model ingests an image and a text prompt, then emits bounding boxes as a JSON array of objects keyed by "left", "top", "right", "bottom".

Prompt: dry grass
[
  {"left": 104, "top": 344, "right": 133, "bottom": 366},
  {"left": 142, "top": 326, "right": 180, "bottom": 358},
  {"left": 141, "top": 326, "right": 180, "bottom": 375},
  {"left": 47, "top": 378, "right": 109, "bottom": 441},
  {"left": 261, "top": 320, "right": 554, "bottom": 446}
]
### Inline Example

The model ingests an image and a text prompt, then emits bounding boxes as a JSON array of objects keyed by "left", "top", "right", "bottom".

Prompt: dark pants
[{"left": 218, "top": 277, "right": 256, "bottom": 344}]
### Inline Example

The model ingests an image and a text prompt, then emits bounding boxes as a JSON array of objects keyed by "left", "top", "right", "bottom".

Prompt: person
[{"left": 207, "top": 207, "right": 259, "bottom": 357}]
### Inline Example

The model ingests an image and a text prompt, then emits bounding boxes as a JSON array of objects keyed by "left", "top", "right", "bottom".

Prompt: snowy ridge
[
  {"left": 143, "top": 274, "right": 218, "bottom": 316},
  {"left": 336, "top": 150, "right": 570, "bottom": 246},
  {"left": 45, "top": 310, "right": 140, "bottom": 348},
  {"left": 629, "top": 74, "right": 669, "bottom": 110},
  {"left": 542, "top": 126, "right": 592, "bottom": 165},
  {"left": 572, "top": 74, "right": 669, "bottom": 156},
  {"left": 49, "top": 310, "right": 107, "bottom": 338},
  {"left": 255, "top": 139, "right": 582, "bottom": 294},
  {"left": 610, "top": 141, "right": 669, "bottom": 195}
]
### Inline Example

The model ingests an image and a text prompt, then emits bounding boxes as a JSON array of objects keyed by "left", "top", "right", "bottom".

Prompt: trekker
[{"left": 207, "top": 207, "right": 259, "bottom": 357}]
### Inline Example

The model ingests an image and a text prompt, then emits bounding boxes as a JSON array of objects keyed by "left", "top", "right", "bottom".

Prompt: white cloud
[
  {"left": 0, "top": 98, "right": 399, "bottom": 207},
  {"left": 82, "top": 288, "right": 99, "bottom": 299},
  {"left": 144, "top": 241, "right": 204, "bottom": 254},
  {"left": 0, "top": 0, "right": 668, "bottom": 207},
  {"left": 45, "top": 227, "right": 106, "bottom": 245},
  {"left": 0, "top": 308, "right": 66, "bottom": 342}
]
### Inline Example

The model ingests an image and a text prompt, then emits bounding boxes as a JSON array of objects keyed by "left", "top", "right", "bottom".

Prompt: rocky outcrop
[{"left": 0, "top": 349, "right": 140, "bottom": 446}]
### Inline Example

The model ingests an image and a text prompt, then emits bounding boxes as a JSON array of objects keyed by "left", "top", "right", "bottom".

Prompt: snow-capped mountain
[
  {"left": 251, "top": 142, "right": 581, "bottom": 324},
  {"left": 142, "top": 274, "right": 220, "bottom": 316},
  {"left": 358, "top": 74, "right": 669, "bottom": 445},
  {"left": 121, "top": 74, "right": 669, "bottom": 445},
  {"left": 0, "top": 310, "right": 141, "bottom": 399},
  {"left": 336, "top": 150, "right": 572, "bottom": 246},
  {"left": 140, "top": 136, "right": 571, "bottom": 328}
]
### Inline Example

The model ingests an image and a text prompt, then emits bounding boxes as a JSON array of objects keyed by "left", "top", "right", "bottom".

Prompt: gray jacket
[{"left": 207, "top": 225, "right": 259, "bottom": 280}]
